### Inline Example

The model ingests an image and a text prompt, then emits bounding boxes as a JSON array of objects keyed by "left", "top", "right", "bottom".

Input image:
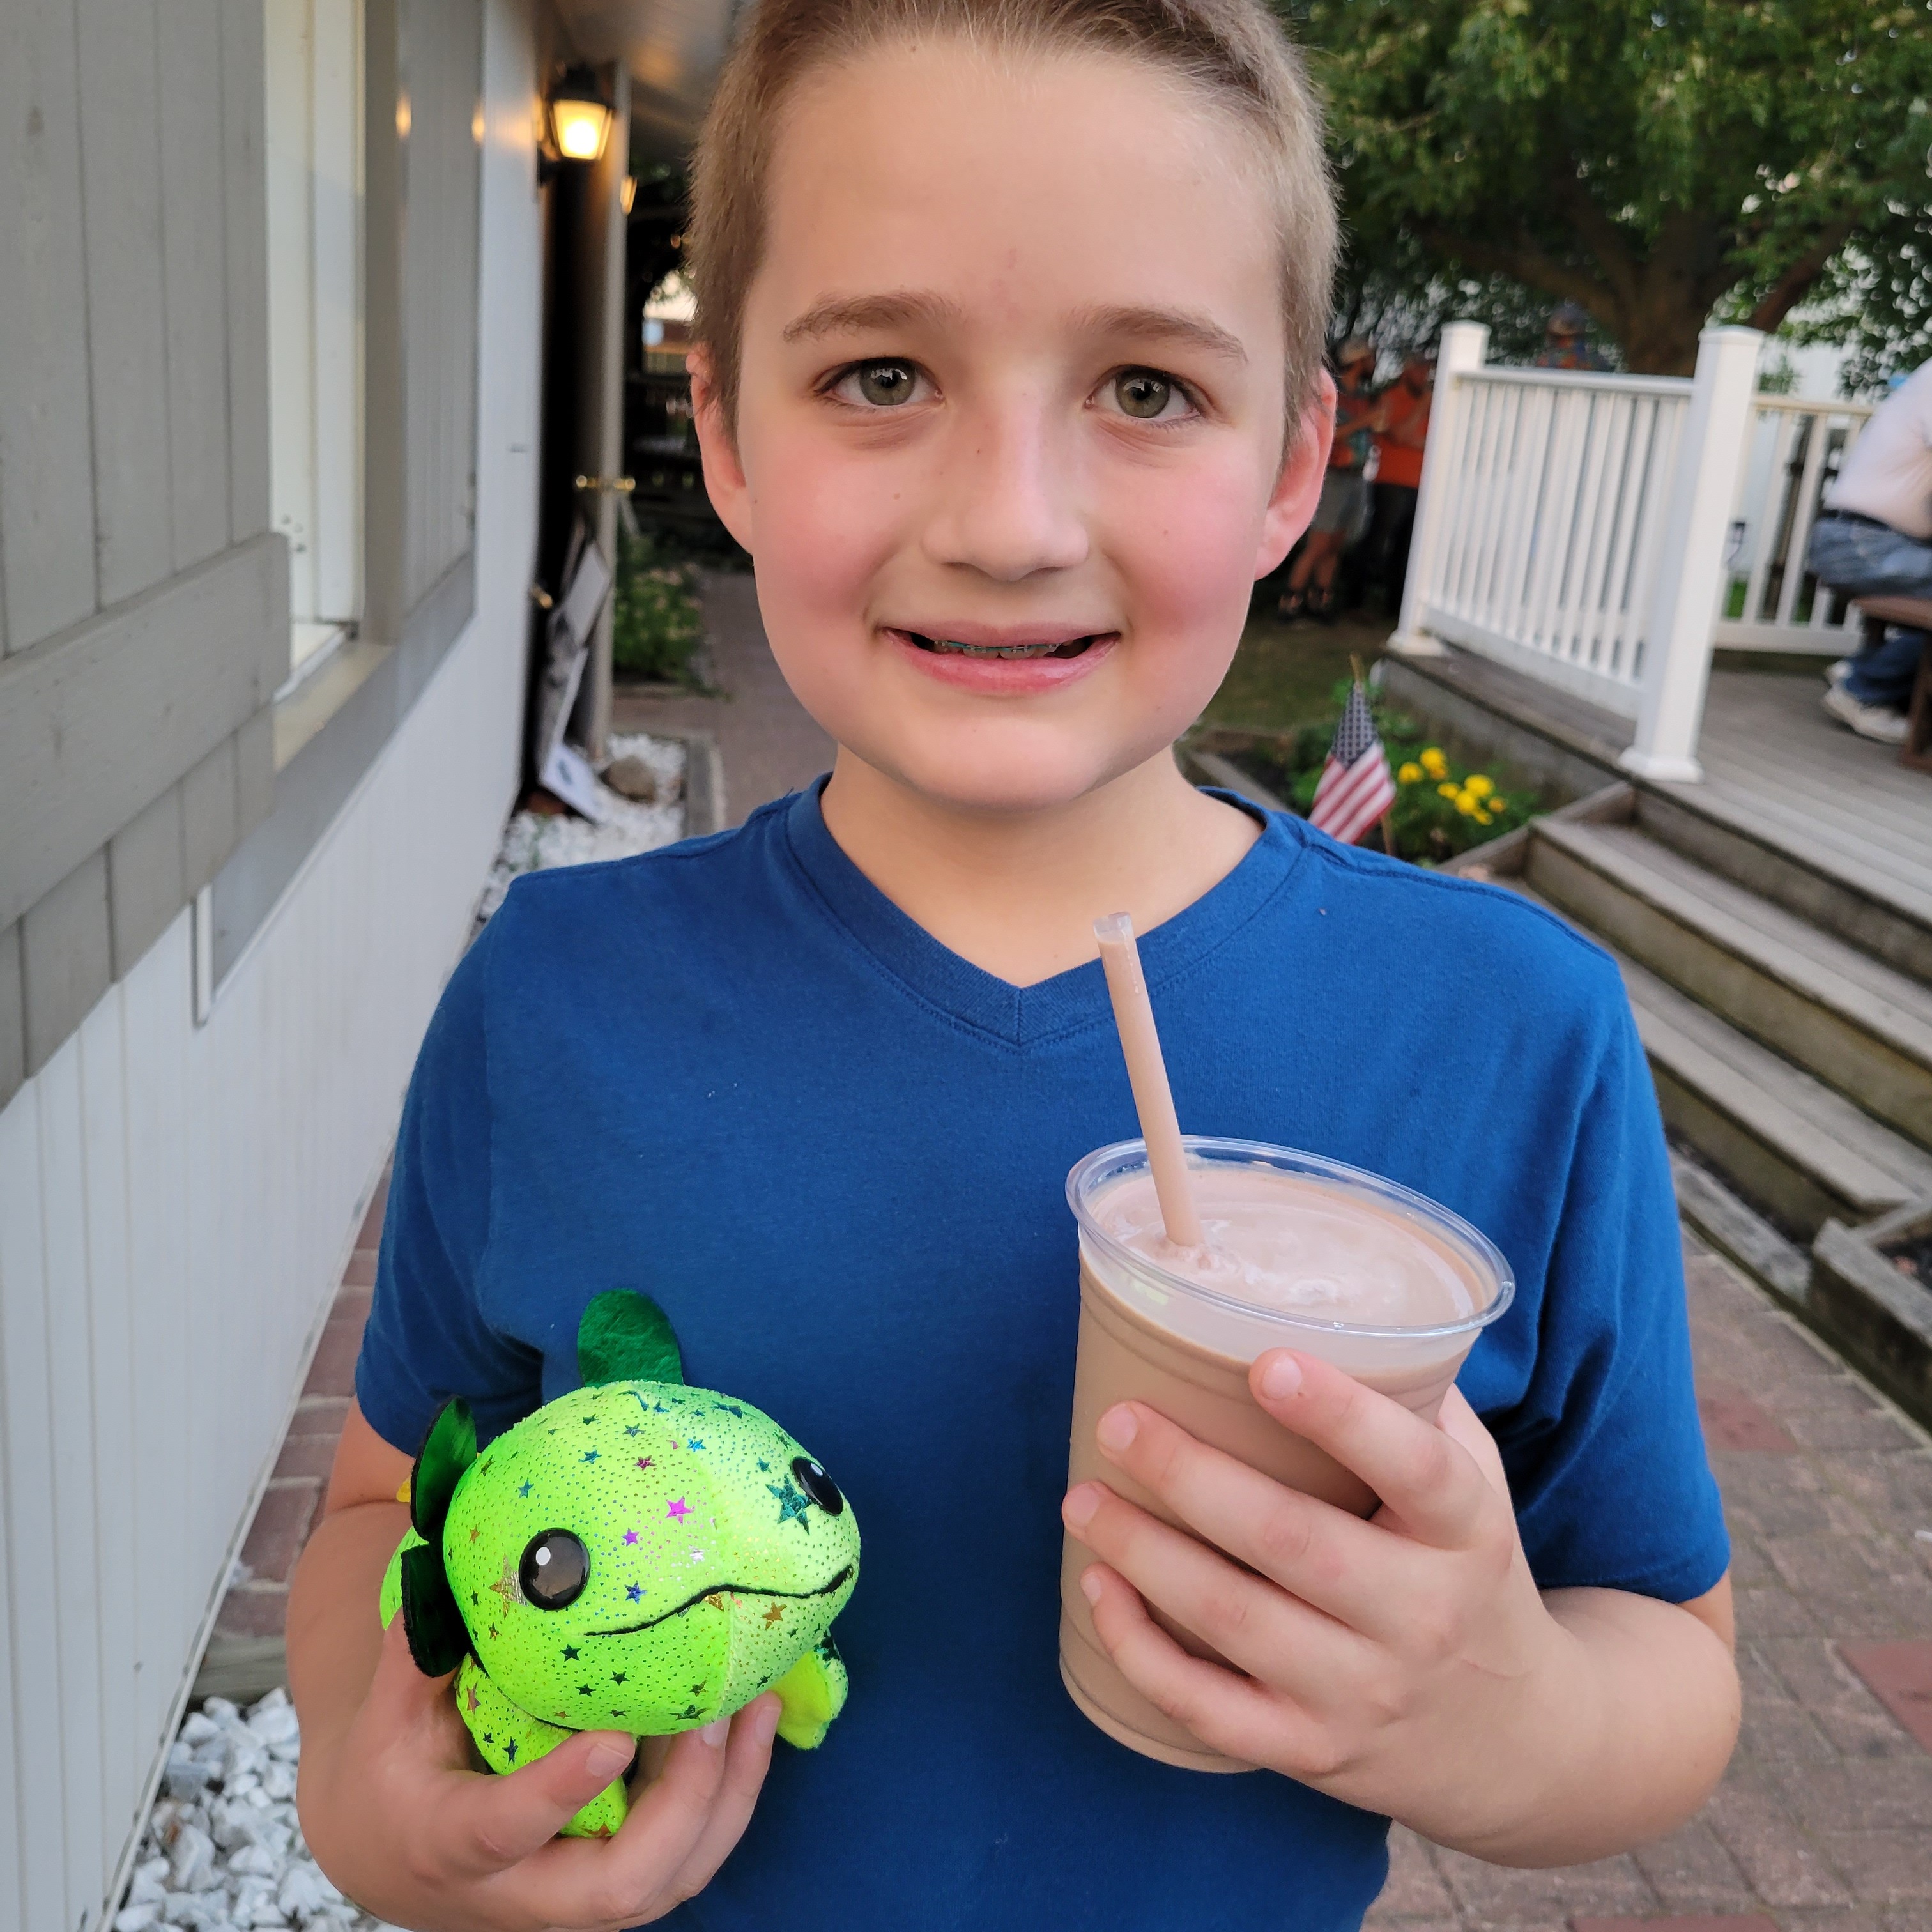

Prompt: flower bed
[{"left": 1210, "top": 684, "right": 1540, "bottom": 864}]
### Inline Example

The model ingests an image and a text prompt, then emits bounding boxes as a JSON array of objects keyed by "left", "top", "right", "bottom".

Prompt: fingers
[
  {"left": 1063, "top": 1476, "right": 1363, "bottom": 1689},
  {"left": 1081, "top": 1399, "right": 1401, "bottom": 1634},
  {"left": 1248, "top": 1351, "right": 1492, "bottom": 1548},
  {"left": 1079, "top": 1563, "right": 1326, "bottom": 1774},
  {"left": 444, "top": 1728, "right": 644, "bottom": 1877},
  {"left": 660, "top": 1695, "right": 782, "bottom": 1902}
]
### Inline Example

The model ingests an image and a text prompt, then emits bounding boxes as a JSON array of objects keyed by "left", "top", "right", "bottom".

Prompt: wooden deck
[{"left": 1671, "top": 670, "right": 1932, "bottom": 932}]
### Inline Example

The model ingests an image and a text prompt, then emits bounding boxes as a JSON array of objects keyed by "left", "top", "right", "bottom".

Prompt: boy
[{"left": 288, "top": 1, "right": 1740, "bottom": 1926}]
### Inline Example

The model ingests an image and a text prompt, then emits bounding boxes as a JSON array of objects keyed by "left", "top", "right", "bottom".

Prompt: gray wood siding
[
  {"left": 365, "top": 0, "right": 482, "bottom": 638},
  {"left": 0, "top": 0, "right": 285, "bottom": 1104}
]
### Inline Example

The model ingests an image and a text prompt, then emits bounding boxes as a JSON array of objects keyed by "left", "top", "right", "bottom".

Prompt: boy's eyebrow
[
  {"left": 781, "top": 290, "right": 966, "bottom": 342},
  {"left": 1075, "top": 304, "right": 1248, "bottom": 366}
]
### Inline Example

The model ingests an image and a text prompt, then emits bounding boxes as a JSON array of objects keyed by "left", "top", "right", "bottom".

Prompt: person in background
[
  {"left": 1533, "top": 301, "right": 1609, "bottom": 372},
  {"left": 1280, "top": 337, "right": 1379, "bottom": 622},
  {"left": 1807, "top": 359, "right": 1932, "bottom": 746},
  {"left": 1357, "top": 349, "right": 1434, "bottom": 618}
]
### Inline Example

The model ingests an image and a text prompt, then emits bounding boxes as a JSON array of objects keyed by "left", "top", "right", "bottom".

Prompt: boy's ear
[
  {"left": 1256, "top": 369, "right": 1337, "bottom": 579},
  {"left": 687, "top": 344, "right": 755, "bottom": 553},
  {"left": 579, "top": 1291, "right": 686, "bottom": 1388},
  {"left": 410, "top": 1399, "right": 477, "bottom": 1544}
]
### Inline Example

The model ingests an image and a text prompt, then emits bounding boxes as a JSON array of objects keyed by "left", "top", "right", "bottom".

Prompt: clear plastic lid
[{"left": 1067, "top": 1137, "right": 1515, "bottom": 1348}]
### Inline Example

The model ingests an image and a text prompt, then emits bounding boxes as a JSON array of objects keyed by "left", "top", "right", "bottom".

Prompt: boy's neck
[{"left": 818, "top": 748, "right": 1262, "bottom": 988}]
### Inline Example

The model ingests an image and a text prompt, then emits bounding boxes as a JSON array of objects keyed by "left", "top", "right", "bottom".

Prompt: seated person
[{"left": 1807, "top": 360, "right": 1932, "bottom": 746}]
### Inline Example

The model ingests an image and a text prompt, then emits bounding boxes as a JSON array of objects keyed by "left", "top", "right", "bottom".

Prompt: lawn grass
[{"left": 1199, "top": 609, "right": 1395, "bottom": 734}]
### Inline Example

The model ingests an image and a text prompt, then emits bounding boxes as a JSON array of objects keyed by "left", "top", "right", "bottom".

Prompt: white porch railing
[
  {"left": 1393, "top": 320, "right": 1828, "bottom": 783},
  {"left": 1717, "top": 394, "right": 1874, "bottom": 652}
]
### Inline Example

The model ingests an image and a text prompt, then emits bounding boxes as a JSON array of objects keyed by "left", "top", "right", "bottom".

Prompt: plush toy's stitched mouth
[{"left": 583, "top": 1564, "right": 854, "bottom": 1637}]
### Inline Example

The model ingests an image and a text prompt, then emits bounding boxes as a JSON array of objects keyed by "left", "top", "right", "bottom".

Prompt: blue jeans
[{"left": 1807, "top": 514, "right": 1932, "bottom": 709}]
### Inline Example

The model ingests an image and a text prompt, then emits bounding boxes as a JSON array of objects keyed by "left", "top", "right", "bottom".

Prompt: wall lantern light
[{"left": 542, "top": 65, "right": 612, "bottom": 181}]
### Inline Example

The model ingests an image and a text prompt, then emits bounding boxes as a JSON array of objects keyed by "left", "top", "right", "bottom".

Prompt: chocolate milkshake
[{"left": 1059, "top": 1137, "right": 1514, "bottom": 1771}]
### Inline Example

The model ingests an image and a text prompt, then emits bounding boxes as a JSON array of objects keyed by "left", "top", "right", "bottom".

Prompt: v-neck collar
[{"left": 779, "top": 778, "right": 1311, "bottom": 1048}]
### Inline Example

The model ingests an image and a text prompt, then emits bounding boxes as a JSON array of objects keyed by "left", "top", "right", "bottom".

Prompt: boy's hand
[
  {"left": 1061, "top": 1348, "right": 1730, "bottom": 1858},
  {"left": 300, "top": 1616, "right": 780, "bottom": 1931}
]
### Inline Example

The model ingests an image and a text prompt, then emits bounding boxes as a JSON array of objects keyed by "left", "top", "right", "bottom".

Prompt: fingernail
[
  {"left": 1062, "top": 1483, "right": 1099, "bottom": 1529},
  {"left": 701, "top": 1717, "right": 730, "bottom": 1747},
  {"left": 753, "top": 1697, "right": 780, "bottom": 1747},
  {"left": 1080, "top": 1569, "right": 1103, "bottom": 1605},
  {"left": 1261, "top": 1353, "right": 1303, "bottom": 1400},
  {"left": 585, "top": 1738, "right": 632, "bottom": 1782},
  {"left": 1096, "top": 1405, "right": 1137, "bottom": 1454}
]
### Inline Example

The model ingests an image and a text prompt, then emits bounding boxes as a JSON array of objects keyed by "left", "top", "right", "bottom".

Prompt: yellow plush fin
[
  {"left": 770, "top": 1641, "right": 848, "bottom": 1749},
  {"left": 457, "top": 1659, "right": 629, "bottom": 1839}
]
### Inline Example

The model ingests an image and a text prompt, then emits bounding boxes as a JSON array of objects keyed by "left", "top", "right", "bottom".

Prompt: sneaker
[
  {"left": 1825, "top": 658, "right": 1852, "bottom": 689},
  {"left": 1823, "top": 684, "right": 1910, "bottom": 744}
]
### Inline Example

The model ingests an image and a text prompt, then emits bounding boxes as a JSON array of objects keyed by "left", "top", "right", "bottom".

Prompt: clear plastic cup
[{"left": 1059, "top": 1137, "right": 1514, "bottom": 1771}]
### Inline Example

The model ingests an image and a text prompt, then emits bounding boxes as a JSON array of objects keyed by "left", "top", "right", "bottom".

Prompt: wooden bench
[{"left": 1851, "top": 594, "right": 1932, "bottom": 774}]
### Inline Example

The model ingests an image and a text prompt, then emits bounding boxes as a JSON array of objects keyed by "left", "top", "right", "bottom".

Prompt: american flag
[{"left": 1308, "top": 679, "right": 1396, "bottom": 845}]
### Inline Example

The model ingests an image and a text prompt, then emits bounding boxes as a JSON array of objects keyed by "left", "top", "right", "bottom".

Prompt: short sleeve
[
  {"left": 355, "top": 917, "right": 544, "bottom": 1453},
  {"left": 1494, "top": 995, "right": 1731, "bottom": 1604}
]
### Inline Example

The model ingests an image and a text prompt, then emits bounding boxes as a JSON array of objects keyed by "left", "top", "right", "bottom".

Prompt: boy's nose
[{"left": 921, "top": 408, "right": 1089, "bottom": 583}]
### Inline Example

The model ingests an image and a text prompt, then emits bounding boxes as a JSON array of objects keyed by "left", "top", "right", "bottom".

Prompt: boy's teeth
[{"left": 919, "top": 633, "right": 1093, "bottom": 659}]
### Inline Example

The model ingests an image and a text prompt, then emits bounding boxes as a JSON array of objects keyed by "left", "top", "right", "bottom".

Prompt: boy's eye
[
  {"left": 834, "top": 360, "right": 923, "bottom": 408},
  {"left": 1114, "top": 371, "right": 1176, "bottom": 418},
  {"left": 519, "top": 1529, "right": 590, "bottom": 1609}
]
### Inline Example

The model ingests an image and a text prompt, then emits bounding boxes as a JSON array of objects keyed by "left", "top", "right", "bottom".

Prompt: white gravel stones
[
  {"left": 124, "top": 1689, "right": 383, "bottom": 1932},
  {"left": 479, "top": 731, "right": 688, "bottom": 921}
]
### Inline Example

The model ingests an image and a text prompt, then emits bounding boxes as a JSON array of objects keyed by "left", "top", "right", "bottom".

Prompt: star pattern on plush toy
[
  {"left": 488, "top": 1554, "right": 519, "bottom": 1607},
  {"left": 667, "top": 1497, "right": 691, "bottom": 1520},
  {"left": 635, "top": 1457, "right": 654, "bottom": 1471},
  {"left": 581, "top": 1448, "right": 600, "bottom": 1463},
  {"left": 768, "top": 1476, "right": 813, "bottom": 1532},
  {"left": 763, "top": 1604, "right": 785, "bottom": 1625},
  {"left": 626, "top": 1583, "right": 643, "bottom": 1600}
]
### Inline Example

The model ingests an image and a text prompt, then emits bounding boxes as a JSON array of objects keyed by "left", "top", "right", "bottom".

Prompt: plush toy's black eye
[
  {"left": 519, "top": 1530, "right": 589, "bottom": 1609},
  {"left": 791, "top": 1456, "right": 843, "bottom": 1515}
]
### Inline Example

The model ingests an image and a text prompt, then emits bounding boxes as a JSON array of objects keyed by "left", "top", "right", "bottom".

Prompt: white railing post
[
  {"left": 1619, "top": 325, "right": 1763, "bottom": 782},
  {"left": 1389, "top": 320, "right": 1489, "bottom": 657}
]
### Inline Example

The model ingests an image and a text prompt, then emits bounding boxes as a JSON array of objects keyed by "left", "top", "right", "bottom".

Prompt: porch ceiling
[{"left": 554, "top": 0, "right": 733, "bottom": 157}]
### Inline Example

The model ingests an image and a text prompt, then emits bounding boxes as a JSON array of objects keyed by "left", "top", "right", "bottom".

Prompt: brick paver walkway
[
  {"left": 1371, "top": 1240, "right": 1932, "bottom": 1932},
  {"left": 217, "top": 1194, "right": 1932, "bottom": 1925}
]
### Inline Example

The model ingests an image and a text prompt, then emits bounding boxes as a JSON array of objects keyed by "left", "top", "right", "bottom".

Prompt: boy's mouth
[{"left": 901, "top": 630, "right": 1109, "bottom": 661}]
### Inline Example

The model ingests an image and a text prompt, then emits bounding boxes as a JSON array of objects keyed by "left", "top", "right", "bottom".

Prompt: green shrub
[{"left": 611, "top": 526, "right": 705, "bottom": 684}]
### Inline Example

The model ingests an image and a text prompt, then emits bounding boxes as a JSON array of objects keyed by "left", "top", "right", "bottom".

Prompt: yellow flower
[
  {"left": 1489, "top": 796, "right": 1508, "bottom": 814},
  {"left": 1475, "top": 809, "right": 1492, "bottom": 825},
  {"left": 1464, "top": 774, "right": 1493, "bottom": 799},
  {"left": 1397, "top": 762, "right": 1424, "bottom": 785},
  {"left": 1420, "top": 747, "right": 1448, "bottom": 778},
  {"left": 1455, "top": 792, "right": 1479, "bottom": 816},
  {"left": 1437, "top": 781, "right": 1459, "bottom": 799}
]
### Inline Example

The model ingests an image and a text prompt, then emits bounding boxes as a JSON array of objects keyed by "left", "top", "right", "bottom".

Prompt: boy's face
[{"left": 693, "top": 43, "right": 1330, "bottom": 814}]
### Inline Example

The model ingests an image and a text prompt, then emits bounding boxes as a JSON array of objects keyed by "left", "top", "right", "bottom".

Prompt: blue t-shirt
[{"left": 358, "top": 783, "right": 1728, "bottom": 1932}]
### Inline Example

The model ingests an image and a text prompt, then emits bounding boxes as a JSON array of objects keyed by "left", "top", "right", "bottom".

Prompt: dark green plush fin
[
  {"left": 399, "top": 1540, "right": 470, "bottom": 1676},
  {"left": 578, "top": 1291, "right": 684, "bottom": 1388},
  {"left": 410, "top": 1398, "right": 477, "bottom": 1542}
]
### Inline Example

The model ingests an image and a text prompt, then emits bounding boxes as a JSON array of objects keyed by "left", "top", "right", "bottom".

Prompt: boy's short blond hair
[{"left": 686, "top": 0, "right": 1337, "bottom": 438}]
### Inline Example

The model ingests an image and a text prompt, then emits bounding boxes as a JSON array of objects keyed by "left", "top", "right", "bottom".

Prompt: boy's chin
[{"left": 853, "top": 729, "right": 1176, "bottom": 818}]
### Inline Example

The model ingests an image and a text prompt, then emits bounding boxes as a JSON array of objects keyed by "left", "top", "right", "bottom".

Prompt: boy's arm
[
  {"left": 1063, "top": 1352, "right": 1741, "bottom": 1866},
  {"left": 289, "top": 1400, "right": 781, "bottom": 1932}
]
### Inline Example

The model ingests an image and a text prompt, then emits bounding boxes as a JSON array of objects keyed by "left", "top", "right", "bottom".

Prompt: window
[{"left": 264, "top": 0, "right": 364, "bottom": 684}]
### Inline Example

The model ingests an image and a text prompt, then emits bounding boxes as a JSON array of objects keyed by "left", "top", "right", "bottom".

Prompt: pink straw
[{"left": 1093, "top": 913, "right": 1204, "bottom": 1249}]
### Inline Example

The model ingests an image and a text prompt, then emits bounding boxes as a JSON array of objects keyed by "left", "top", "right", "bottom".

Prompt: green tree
[{"left": 1291, "top": 0, "right": 1932, "bottom": 377}]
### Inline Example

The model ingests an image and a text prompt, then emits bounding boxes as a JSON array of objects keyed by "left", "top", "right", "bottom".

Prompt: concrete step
[
  {"left": 1527, "top": 817, "right": 1932, "bottom": 1151},
  {"left": 1506, "top": 884, "right": 1932, "bottom": 1237}
]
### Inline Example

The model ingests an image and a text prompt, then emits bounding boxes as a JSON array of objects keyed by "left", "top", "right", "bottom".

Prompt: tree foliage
[{"left": 1288, "top": 0, "right": 1932, "bottom": 378}]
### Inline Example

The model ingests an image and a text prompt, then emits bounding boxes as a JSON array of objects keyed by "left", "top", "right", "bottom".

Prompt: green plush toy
[{"left": 379, "top": 1291, "right": 859, "bottom": 1837}]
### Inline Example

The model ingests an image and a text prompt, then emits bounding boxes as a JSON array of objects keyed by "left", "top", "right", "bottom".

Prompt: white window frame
[{"left": 266, "top": 0, "right": 365, "bottom": 689}]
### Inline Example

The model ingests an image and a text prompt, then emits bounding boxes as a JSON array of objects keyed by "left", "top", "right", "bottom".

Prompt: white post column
[
  {"left": 1388, "top": 320, "right": 1489, "bottom": 658},
  {"left": 1620, "top": 325, "right": 1763, "bottom": 783}
]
